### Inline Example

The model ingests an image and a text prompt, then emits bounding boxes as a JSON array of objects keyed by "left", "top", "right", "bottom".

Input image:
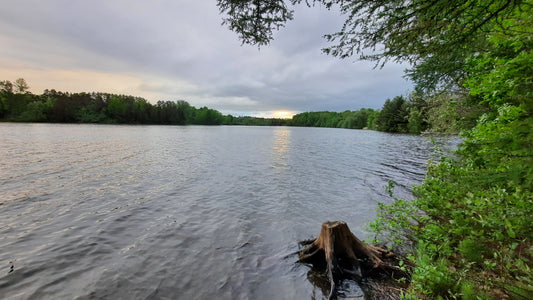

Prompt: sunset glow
[{"left": 271, "top": 111, "right": 295, "bottom": 119}]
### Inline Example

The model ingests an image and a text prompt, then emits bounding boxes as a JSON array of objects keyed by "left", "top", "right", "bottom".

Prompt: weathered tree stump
[{"left": 299, "top": 221, "right": 404, "bottom": 299}]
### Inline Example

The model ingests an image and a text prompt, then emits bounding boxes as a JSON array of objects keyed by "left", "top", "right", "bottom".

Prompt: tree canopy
[
  {"left": 218, "top": 0, "right": 530, "bottom": 90},
  {"left": 218, "top": 1, "right": 525, "bottom": 54}
]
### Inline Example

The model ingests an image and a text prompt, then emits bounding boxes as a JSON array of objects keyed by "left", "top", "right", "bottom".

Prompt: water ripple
[{"left": 0, "top": 124, "right": 458, "bottom": 299}]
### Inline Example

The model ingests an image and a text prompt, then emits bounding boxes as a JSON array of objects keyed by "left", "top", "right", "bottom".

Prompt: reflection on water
[
  {"left": 271, "top": 127, "right": 291, "bottom": 172},
  {"left": 0, "top": 124, "right": 457, "bottom": 299}
]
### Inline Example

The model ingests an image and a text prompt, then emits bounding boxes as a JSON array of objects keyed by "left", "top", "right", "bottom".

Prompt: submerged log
[{"left": 299, "top": 221, "right": 405, "bottom": 299}]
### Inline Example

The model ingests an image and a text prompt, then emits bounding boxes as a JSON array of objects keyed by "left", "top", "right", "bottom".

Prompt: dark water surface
[{"left": 0, "top": 124, "right": 453, "bottom": 299}]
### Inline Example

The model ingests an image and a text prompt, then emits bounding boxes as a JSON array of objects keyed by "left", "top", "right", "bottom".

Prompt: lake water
[{"left": 0, "top": 123, "right": 452, "bottom": 299}]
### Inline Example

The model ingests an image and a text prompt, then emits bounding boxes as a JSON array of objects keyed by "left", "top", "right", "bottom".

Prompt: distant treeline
[
  {"left": 1, "top": 78, "right": 481, "bottom": 133},
  {"left": 0, "top": 79, "right": 226, "bottom": 125},
  {"left": 291, "top": 109, "right": 378, "bottom": 129}
]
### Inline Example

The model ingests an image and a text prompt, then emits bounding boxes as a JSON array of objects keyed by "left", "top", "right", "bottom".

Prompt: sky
[{"left": 0, "top": 0, "right": 412, "bottom": 118}]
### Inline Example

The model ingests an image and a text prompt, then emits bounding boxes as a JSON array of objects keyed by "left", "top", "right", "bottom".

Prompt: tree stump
[{"left": 299, "top": 221, "right": 403, "bottom": 299}]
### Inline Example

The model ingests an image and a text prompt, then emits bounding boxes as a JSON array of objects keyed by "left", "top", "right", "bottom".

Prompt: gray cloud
[{"left": 0, "top": 1, "right": 412, "bottom": 116}]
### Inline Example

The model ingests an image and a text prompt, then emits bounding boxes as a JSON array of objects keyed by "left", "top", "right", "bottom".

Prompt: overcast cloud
[{"left": 0, "top": 0, "right": 412, "bottom": 117}]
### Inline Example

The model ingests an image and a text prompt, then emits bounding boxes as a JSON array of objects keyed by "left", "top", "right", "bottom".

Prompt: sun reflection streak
[{"left": 271, "top": 128, "right": 291, "bottom": 172}]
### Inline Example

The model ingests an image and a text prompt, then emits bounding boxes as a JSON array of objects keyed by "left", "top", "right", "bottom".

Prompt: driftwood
[{"left": 299, "top": 221, "right": 406, "bottom": 299}]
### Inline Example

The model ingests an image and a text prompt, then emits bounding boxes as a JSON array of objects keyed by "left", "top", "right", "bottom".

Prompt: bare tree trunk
[{"left": 299, "top": 221, "right": 404, "bottom": 299}]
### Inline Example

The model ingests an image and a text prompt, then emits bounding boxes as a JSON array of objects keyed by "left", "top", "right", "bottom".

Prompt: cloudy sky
[{"left": 0, "top": 0, "right": 412, "bottom": 117}]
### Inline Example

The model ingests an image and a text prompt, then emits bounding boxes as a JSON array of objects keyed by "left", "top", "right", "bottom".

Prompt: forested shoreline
[
  {"left": 0, "top": 81, "right": 226, "bottom": 126},
  {"left": 0, "top": 79, "right": 477, "bottom": 134}
]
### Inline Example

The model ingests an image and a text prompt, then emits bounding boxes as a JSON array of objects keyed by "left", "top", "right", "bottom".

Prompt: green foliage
[
  {"left": 376, "top": 96, "right": 408, "bottom": 132},
  {"left": 410, "top": 245, "right": 457, "bottom": 298},
  {"left": 464, "top": 7, "right": 533, "bottom": 107},
  {"left": 458, "top": 238, "right": 485, "bottom": 264},
  {"left": 460, "top": 281, "right": 491, "bottom": 300},
  {"left": 217, "top": 0, "right": 294, "bottom": 47},
  {"left": 291, "top": 109, "right": 379, "bottom": 129},
  {"left": 504, "top": 283, "right": 533, "bottom": 299},
  {"left": 460, "top": 104, "right": 532, "bottom": 188},
  {"left": 407, "top": 108, "right": 425, "bottom": 134},
  {"left": 190, "top": 106, "right": 224, "bottom": 125},
  {"left": 0, "top": 80, "right": 228, "bottom": 126},
  {"left": 367, "top": 197, "right": 421, "bottom": 248},
  {"left": 374, "top": 93, "right": 436, "bottom": 134},
  {"left": 366, "top": 109, "right": 379, "bottom": 130},
  {"left": 0, "top": 95, "right": 8, "bottom": 118},
  {"left": 105, "top": 96, "right": 128, "bottom": 122},
  {"left": 218, "top": 1, "right": 522, "bottom": 69},
  {"left": 378, "top": 90, "right": 487, "bottom": 135},
  {"left": 369, "top": 78, "right": 531, "bottom": 298},
  {"left": 17, "top": 101, "right": 49, "bottom": 122},
  {"left": 423, "top": 92, "right": 488, "bottom": 134},
  {"left": 1, "top": 79, "right": 382, "bottom": 129},
  {"left": 153, "top": 100, "right": 192, "bottom": 125},
  {"left": 223, "top": 115, "right": 291, "bottom": 126},
  {"left": 372, "top": 91, "right": 479, "bottom": 134},
  {"left": 76, "top": 107, "right": 106, "bottom": 123},
  {"left": 371, "top": 110, "right": 532, "bottom": 297},
  {"left": 371, "top": 10, "right": 532, "bottom": 297}
]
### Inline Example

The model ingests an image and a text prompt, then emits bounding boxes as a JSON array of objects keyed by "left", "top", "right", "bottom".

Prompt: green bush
[
  {"left": 458, "top": 238, "right": 485, "bottom": 264},
  {"left": 410, "top": 244, "right": 457, "bottom": 298}
]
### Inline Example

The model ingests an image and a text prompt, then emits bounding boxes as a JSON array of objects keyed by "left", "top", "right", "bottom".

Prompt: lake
[{"left": 0, "top": 123, "right": 453, "bottom": 299}]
